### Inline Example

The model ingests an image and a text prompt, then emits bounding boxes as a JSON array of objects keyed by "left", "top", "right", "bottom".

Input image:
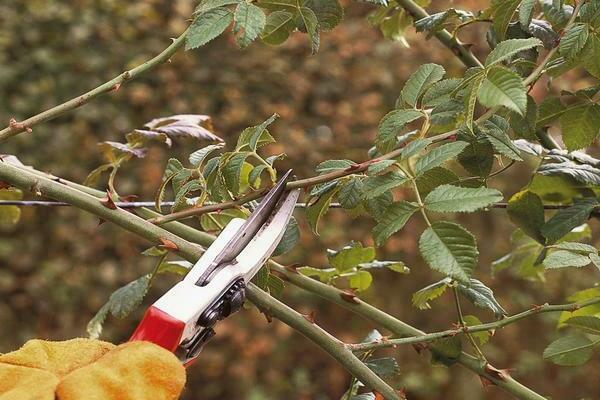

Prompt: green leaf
[
  {"left": 315, "top": 159, "right": 355, "bottom": 173},
  {"left": 481, "top": 117, "right": 523, "bottom": 160},
  {"left": 564, "top": 316, "right": 600, "bottom": 335},
  {"left": 401, "top": 138, "right": 431, "bottom": 159},
  {"left": 486, "top": 38, "right": 543, "bottom": 66},
  {"left": 464, "top": 71, "right": 486, "bottom": 130},
  {"left": 414, "top": 141, "right": 469, "bottom": 177},
  {"left": 582, "top": 32, "right": 600, "bottom": 78},
  {"left": 536, "top": 96, "right": 565, "bottom": 129},
  {"left": 543, "top": 250, "right": 591, "bottom": 269},
  {"left": 195, "top": 0, "right": 241, "bottom": 14},
  {"left": 304, "top": 0, "right": 343, "bottom": 31},
  {"left": 328, "top": 242, "right": 375, "bottom": 272},
  {"left": 0, "top": 188, "right": 22, "bottom": 227},
  {"left": 491, "top": 0, "right": 522, "bottom": 39},
  {"left": 338, "top": 177, "right": 364, "bottom": 209},
  {"left": 272, "top": 217, "right": 300, "bottom": 256},
  {"left": 362, "top": 171, "right": 408, "bottom": 199},
  {"left": 267, "top": 274, "right": 285, "bottom": 298},
  {"left": 237, "top": 114, "right": 278, "bottom": 151},
  {"left": 189, "top": 144, "right": 224, "bottom": 167},
  {"left": 365, "top": 357, "right": 399, "bottom": 377},
  {"left": 377, "top": 109, "right": 423, "bottom": 152},
  {"left": 542, "top": 198, "right": 599, "bottom": 243},
  {"left": 560, "top": 23, "right": 589, "bottom": 60},
  {"left": 298, "top": 266, "right": 338, "bottom": 282},
  {"left": 477, "top": 66, "right": 527, "bottom": 115},
  {"left": 220, "top": 152, "right": 251, "bottom": 194},
  {"left": 458, "top": 140, "right": 494, "bottom": 177},
  {"left": 349, "top": 270, "right": 373, "bottom": 291},
  {"left": 415, "top": 167, "right": 460, "bottom": 196},
  {"left": 519, "top": 0, "right": 536, "bottom": 28},
  {"left": 419, "top": 221, "right": 478, "bottom": 283},
  {"left": 233, "top": 2, "right": 266, "bottom": 48},
  {"left": 399, "top": 63, "right": 446, "bottom": 107},
  {"left": 298, "top": 6, "right": 320, "bottom": 54},
  {"left": 367, "top": 160, "right": 396, "bottom": 175},
  {"left": 364, "top": 191, "right": 393, "bottom": 220},
  {"left": 412, "top": 278, "right": 451, "bottom": 310},
  {"left": 507, "top": 190, "right": 546, "bottom": 244},
  {"left": 510, "top": 95, "right": 538, "bottom": 139},
  {"left": 543, "top": 334, "right": 596, "bottom": 366},
  {"left": 463, "top": 315, "right": 491, "bottom": 345},
  {"left": 457, "top": 279, "right": 507, "bottom": 318},
  {"left": 261, "top": 11, "right": 295, "bottom": 45},
  {"left": 358, "top": 260, "right": 410, "bottom": 274},
  {"left": 306, "top": 185, "right": 339, "bottom": 234},
  {"left": 422, "top": 78, "right": 462, "bottom": 107},
  {"left": 560, "top": 103, "right": 600, "bottom": 151},
  {"left": 424, "top": 184, "right": 503, "bottom": 213},
  {"left": 200, "top": 208, "right": 248, "bottom": 231},
  {"left": 372, "top": 201, "right": 419, "bottom": 246},
  {"left": 431, "top": 336, "right": 462, "bottom": 366},
  {"left": 186, "top": 8, "right": 234, "bottom": 50},
  {"left": 157, "top": 261, "right": 193, "bottom": 276},
  {"left": 87, "top": 274, "right": 153, "bottom": 338},
  {"left": 552, "top": 242, "right": 598, "bottom": 254}
]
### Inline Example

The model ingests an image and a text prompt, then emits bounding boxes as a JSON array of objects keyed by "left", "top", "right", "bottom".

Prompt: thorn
[
  {"left": 98, "top": 218, "right": 106, "bottom": 226},
  {"left": 302, "top": 311, "right": 317, "bottom": 324},
  {"left": 110, "top": 83, "right": 121, "bottom": 92},
  {"left": 412, "top": 342, "right": 427, "bottom": 354},
  {"left": 374, "top": 391, "right": 385, "bottom": 400},
  {"left": 157, "top": 237, "right": 179, "bottom": 251},
  {"left": 0, "top": 181, "right": 11, "bottom": 190},
  {"left": 284, "top": 263, "right": 300, "bottom": 274},
  {"left": 484, "top": 363, "right": 511, "bottom": 382},
  {"left": 123, "top": 71, "right": 132, "bottom": 80},
  {"left": 99, "top": 190, "right": 117, "bottom": 210},
  {"left": 480, "top": 376, "right": 494, "bottom": 387},
  {"left": 339, "top": 289, "right": 360, "bottom": 304},
  {"left": 30, "top": 181, "right": 42, "bottom": 196}
]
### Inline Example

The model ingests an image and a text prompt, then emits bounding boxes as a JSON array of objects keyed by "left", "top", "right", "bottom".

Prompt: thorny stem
[
  {"left": 0, "top": 28, "right": 189, "bottom": 143},
  {"left": 0, "top": 161, "right": 400, "bottom": 400},
  {"left": 4, "top": 163, "right": 548, "bottom": 400},
  {"left": 349, "top": 296, "right": 600, "bottom": 352}
]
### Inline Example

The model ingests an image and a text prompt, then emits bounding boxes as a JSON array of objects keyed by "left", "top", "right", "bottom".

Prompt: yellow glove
[{"left": 0, "top": 338, "right": 186, "bottom": 400}]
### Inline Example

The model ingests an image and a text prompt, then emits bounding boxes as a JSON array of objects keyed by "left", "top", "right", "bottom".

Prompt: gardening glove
[{"left": 0, "top": 338, "right": 186, "bottom": 400}]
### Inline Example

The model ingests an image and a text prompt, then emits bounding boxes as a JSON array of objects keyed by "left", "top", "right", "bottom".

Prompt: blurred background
[{"left": 1, "top": 0, "right": 599, "bottom": 399}]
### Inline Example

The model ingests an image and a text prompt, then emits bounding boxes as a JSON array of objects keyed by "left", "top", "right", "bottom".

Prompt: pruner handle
[{"left": 129, "top": 306, "right": 185, "bottom": 353}]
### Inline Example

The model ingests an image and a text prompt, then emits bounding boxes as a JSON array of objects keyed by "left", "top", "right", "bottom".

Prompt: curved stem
[{"left": 0, "top": 28, "right": 189, "bottom": 143}]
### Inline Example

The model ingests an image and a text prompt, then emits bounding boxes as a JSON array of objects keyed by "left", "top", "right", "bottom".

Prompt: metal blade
[{"left": 195, "top": 169, "right": 293, "bottom": 285}]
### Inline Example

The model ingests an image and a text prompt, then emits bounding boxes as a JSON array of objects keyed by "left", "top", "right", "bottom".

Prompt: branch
[
  {"left": 0, "top": 200, "right": 345, "bottom": 209},
  {"left": 0, "top": 161, "right": 399, "bottom": 399},
  {"left": 348, "top": 297, "right": 600, "bottom": 352},
  {"left": 395, "top": 0, "right": 483, "bottom": 68},
  {"left": 0, "top": 29, "right": 188, "bottom": 143},
  {"left": 247, "top": 286, "right": 402, "bottom": 399}
]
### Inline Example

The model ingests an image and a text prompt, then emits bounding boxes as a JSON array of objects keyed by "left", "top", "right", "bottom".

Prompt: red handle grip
[{"left": 129, "top": 306, "right": 185, "bottom": 352}]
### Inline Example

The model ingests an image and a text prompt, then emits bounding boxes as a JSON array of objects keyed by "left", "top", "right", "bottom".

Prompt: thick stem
[
  {"left": 247, "top": 286, "right": 401, "bottom": 399},
  {"left": 0, "top": 162, "right": 398, "bottom": 399},
  {"left": 0, "top": 29, "right": 188, "bottom": 142}
]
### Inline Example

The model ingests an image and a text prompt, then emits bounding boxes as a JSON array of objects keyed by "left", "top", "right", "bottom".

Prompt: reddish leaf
[
  {"left": 100, "top": 191, "right": 117, "bottom": 210},
  {"left": 0, "top": 181, "right": 11, "bottom": 189},
  {"left": 143, "top": 114, "right": 222, "bottom": 142},
  {"left": 339, "top": 289, "right": 360, "bottom": 304},
  {"left": 158, "top": 238, "right": 179, "bottom": 251}
]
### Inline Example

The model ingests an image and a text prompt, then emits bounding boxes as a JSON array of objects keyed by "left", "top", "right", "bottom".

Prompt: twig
[
  {"left": 348, "top": 297, "right": 600, "bottom": 352},
  {"left": 0, "top": 161, "right": 399, "bottom": 399},
  {"left": 0, "top": 29, "right": 189, "bottom": 143}
]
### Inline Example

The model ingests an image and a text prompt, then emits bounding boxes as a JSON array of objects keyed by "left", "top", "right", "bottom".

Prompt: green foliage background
[{"left": 1, "top": 0, "right": 599, "bottom": 398}]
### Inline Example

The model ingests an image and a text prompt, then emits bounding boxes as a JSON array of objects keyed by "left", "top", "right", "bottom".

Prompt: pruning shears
[{"left": 130, "top": 170, "right": 300, "bottom": 365}]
